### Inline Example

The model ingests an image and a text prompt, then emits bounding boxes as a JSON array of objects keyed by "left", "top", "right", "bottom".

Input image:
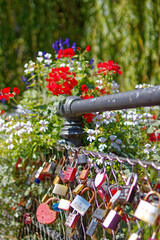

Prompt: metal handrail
[{"left": 58, "top": 85, "right": 160, "bottom": 119}]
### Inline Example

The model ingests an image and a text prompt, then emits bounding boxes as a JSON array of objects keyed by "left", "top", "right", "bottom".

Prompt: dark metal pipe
[{"left": 70, "top": 85, "right": 160, "bottom": 116}]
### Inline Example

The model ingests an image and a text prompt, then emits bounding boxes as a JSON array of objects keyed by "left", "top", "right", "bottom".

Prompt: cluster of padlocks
[{"left": 26, "top": 150, "right": 160, "bottom": 239}]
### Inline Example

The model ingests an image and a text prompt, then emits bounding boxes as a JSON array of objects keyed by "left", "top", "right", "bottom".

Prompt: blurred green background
[{"left": 1, "top": 0, "right": 160, "bottom": 93}]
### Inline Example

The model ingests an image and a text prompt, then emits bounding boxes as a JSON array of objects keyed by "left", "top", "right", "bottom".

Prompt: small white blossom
[
  {"left": 98, "top": 137, "right": 107, "bottom": 143},
  {"left": 8, "top": 144, "right": 14, "bottom": 150},
  {"left": 87, "top": 129, "right": 96, "bottom": 142},
  {"left": 38, "top": 51, "right": 43, "bottom": 56},
  {"left": 37, "top": 57, "right": 43, "bottom": 63},
  {"left": 110, "top": 135, "right": 117, "bottom": 142},
  {"left": 44, "top": 53, "right": 52, "bottom": 65}
]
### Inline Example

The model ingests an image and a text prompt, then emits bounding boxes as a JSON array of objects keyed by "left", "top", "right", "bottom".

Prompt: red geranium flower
[
  {"left": 81, "top": 84, "right": 88, "bottom": 93},
  {"left": 13, "top": 87, "right": 20, "bottom": 95},
  {"left": 83, "top": 113, "right": 94, "bottom": 123},
  {"left": 86, "top": 45, "right": 91, "bottom": 52},
  {"left": 77, "top": 47, "right": 81, "bottom": 51}
]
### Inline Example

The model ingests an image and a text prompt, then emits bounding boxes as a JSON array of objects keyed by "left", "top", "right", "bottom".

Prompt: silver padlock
[
  {"left": 128, "top": 228, "right": 144, "bottom": 240},
  {"left": 134, "top": 191, "right": 160, "bottom": 225}
]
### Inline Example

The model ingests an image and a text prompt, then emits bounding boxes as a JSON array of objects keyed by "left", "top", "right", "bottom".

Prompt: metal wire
[{"left": 58, "top": 143, "right": 160, "bottom": 171}]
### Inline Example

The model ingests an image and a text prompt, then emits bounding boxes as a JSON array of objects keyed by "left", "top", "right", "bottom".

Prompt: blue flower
[
  {"left": 64, "top": 38, "right": 70, "bottom": 48},
  {"left": 21, "top": 76, "right": 28, "bottom": 83},
  {"left": 71, "top": 42, "right": 76, "bottom": 52},
  {"left": 89, "top": 58, "right": 95, "bottom": 69}
]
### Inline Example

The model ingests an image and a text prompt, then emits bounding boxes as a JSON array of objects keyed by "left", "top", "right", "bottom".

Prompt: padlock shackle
[
  {"left": 45, "top": 197, "right": 59, "bottom": 205},
  {"left": 126, "top": 173, "right": 138, "bottom": 186},
  {"left": 144, "top": 191, "right": 160, "bottom": 208},
  {"left": 80, "top": 187, "right": 95, "bottom": 203}
]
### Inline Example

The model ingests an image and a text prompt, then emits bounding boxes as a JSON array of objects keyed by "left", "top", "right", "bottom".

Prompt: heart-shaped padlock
[{"left": 36, "top": 197, "right": 58, "bottom": 224}]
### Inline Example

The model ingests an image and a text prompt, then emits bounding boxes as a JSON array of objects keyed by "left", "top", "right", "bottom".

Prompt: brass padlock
[
  {"left": 102, "top": 204, "right": 123, "bottom": 231},
  {"left": 52, "top": 183, "right": 68, "bottom": 197},
  {"left": 134, "top": 191, "right": 160, "bottom": 225},
  {"left": 73, "top": 183, "right": 85, "bottom": 195},
  {"left": 42, "top": 160, "right": 56, "bottom": 176},
  {"left": 53, "top": 175, "right": 60, "bottom": 185},
  {"left": 71, "top": 187, "right": 95, "bottom": 216},
  {"left": 42, "top": 188, "right": 52, "bottom": 203}
]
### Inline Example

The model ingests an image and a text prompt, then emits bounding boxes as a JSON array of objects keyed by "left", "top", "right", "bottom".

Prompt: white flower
[
  {"left": 116, "top": 139, "right": 122, "bottom": 144},
  {"left": 39, "top": 126, "right": 48, "bottom": 132},
  {"left": 96, "top": 157, "right": 104, "bottom": 165},
  {"left": 38, "top": 51, "right": 43, "bottom": 56},
  {"left": 110, "top": 135, "right": 117, "bottom": 142},
  {"left": 60, "top": 63, "right": 65, "bottom": 67},
  {"left": 44, "top": 53, "right": 52, "bottom": 65},
  {"left": 87, "top": 129, "right": 96, "bottom": 142},
  {"left": 98, "top": 137, "right": 107, "bottom": 143},
  {"left": 37, "top": 57, "right": 43, "bottom": 63},
  {"left": 39, "top": 120, "right": 48, "bottom": 125},
  {"left": 8, "top": 144, "right": 14, "bottom": 150},
  {"left": 93, "top": 115, "right": 103, "bottom": 127},
  {"left": 99, "top": 143, "right": 107, "bottom": 152}
]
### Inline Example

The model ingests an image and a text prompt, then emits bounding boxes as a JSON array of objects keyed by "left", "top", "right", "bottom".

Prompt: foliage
[
  {"left": 1, "top": 0, "right": 160, "bottom": 94},
  {"left": 0, "top": 39, "right": 160, "bottom": 239}
]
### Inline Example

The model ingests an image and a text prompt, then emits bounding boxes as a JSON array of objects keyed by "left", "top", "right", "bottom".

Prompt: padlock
[
  {"left": 73, "top": 183, "right": 85, "bottom": 195},
  {"left": 128, "top": 228, "right": 144, "bottom": 240},
  {"left": 77, "top": 153, "right": 88, "bottom": 165},
  {"left": 42, "top": 188, "right": 52, "bottom": 203},
  {"left": 54, "top": 157, "right": 65, "bottom": 175},
  {"left": 58, "top": 199, "right": 71, "bottom": 211},
  {"left": 118, "top": 173, "right": 138, "bottom": 204},
  {"left": 148, "top": 226, "right": 160, "bottom": 240},
  {"left": 141, "top": 175, "right": 153, "bottom": 192},
  {"left": 53, "top": 175, "right": 60, "bottom": 185},
  {"left": 59, "top": 169, "right": 68, "bottom": 183},
  {"left": 52, "top": 198, "right": 61, "bottom": 212},
  {"left": 23, "top": 213, "right": 32, "bottom": 224},
  {"left": 42, "top": 160, "right": 56, "bottom": 176},
  {"left": 65, "top": 210, "right": 80, "bottom": 228},
  {"left": 95, "top": 171, "right": 106, "bottom": 188},
  {"left": 79, "top": 164, "right": 90, "bottom": 180},
  {"left": 25, "top": 198, "right": 32, "bottom": 210},
  {"left": 98, "top": 188, "right": 109, "bottom": 203},
  {"left": 34, "top": 163, "right": 46, "bottom": 183},
  {"left": 92, "top": 203, "right": 108, "bottom": 221},
  {"left": 102, "top": 204, "right": 123, "bottom": 231},
  {"left": 134, "top": 191, "right": 160, "bottom": 225},
  {"left": 52, "top": 183, "right": 68, "bottom": 197},
  {"left": 36, "top": 197, "right": 58, "bottom": 224},
  {"left": 71, "top": 187, "right": 95, "bottom": 216},
  {"left": 86, "top": 218, "right": 98, "bottom": 237},
  {"left": 64, "top": 158, "right": 77, "bottom": 182}
]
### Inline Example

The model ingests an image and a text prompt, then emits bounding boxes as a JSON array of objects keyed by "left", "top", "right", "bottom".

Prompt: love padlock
[
  {"left": 102, "top": 204, "right": 123, "bottom": 231},
  {"left": 95, "top": 171, "right": 106, "bottom": 188},
  {"left": 77, "top": 153, "right": 88, "bottom": 165},
  {"left": 52, "top": 183, "right": 68, "bottom": 197},
  {"left": 86, "top": 218, "right": 98, "bottom": 237},
  {"left": 128, "top": 228, "right": 144, "bottom": 240},
  {"left": 134, "top": 191, "right": 160, "bottom": 225},
  {"left": 65, "top": 210, "right": 80, "bottom": 229},
  {"left": 36, "top": 197, "right": 58, "bottom": 224},
  {"left": 64, "top": 158, "right": 77, "bottom": 182},
  {"left": 118, "top": 173, "right": 138, "bottom": 204},
  {"left": 70, "top": 187, "right": 95, "bottom": 216},
  {"left": 79, "top": 164, "right": 90, "bottom": 181},
  {"left": 92, "top": 203, "right": 108, "bottom": 222}
]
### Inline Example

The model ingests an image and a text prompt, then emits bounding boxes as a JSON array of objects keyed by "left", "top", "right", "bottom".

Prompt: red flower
[
  {"left": 2, "top": 87, "right": 10, "bottom": 94},
  {"left": 81, "top": 84, "right": 88, "bottom": 93},
  {"left": 150, "top": 132, "right": 156, "bottom": 142},
  {"left": 13, "top": 87, "right": 20, "bottom": 95},
  {"left": 86, "top": 45, "right": 91, "bottom": 52},
  {"left": 57, "top": 48, "right": 75, "bottom": 59},
  {"left": 97, "top": 60, "right": 122, "bottom": 75},
  {"left": 77, "top": 47, "right": 81, "bottom": 51},
  {"left": 83, "top": 113, "right": 94, "bottom": 123}
]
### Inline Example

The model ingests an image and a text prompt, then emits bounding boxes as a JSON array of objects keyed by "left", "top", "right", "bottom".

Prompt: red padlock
[
  {"left": 36, "top": 197, "right": 58, "bottom": 224},
  {"left": 23, "top": 213, "right": 32, "bottom": 224},
  {"left": 64, "top": 159, "right": 77, "bottom": 182}
]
